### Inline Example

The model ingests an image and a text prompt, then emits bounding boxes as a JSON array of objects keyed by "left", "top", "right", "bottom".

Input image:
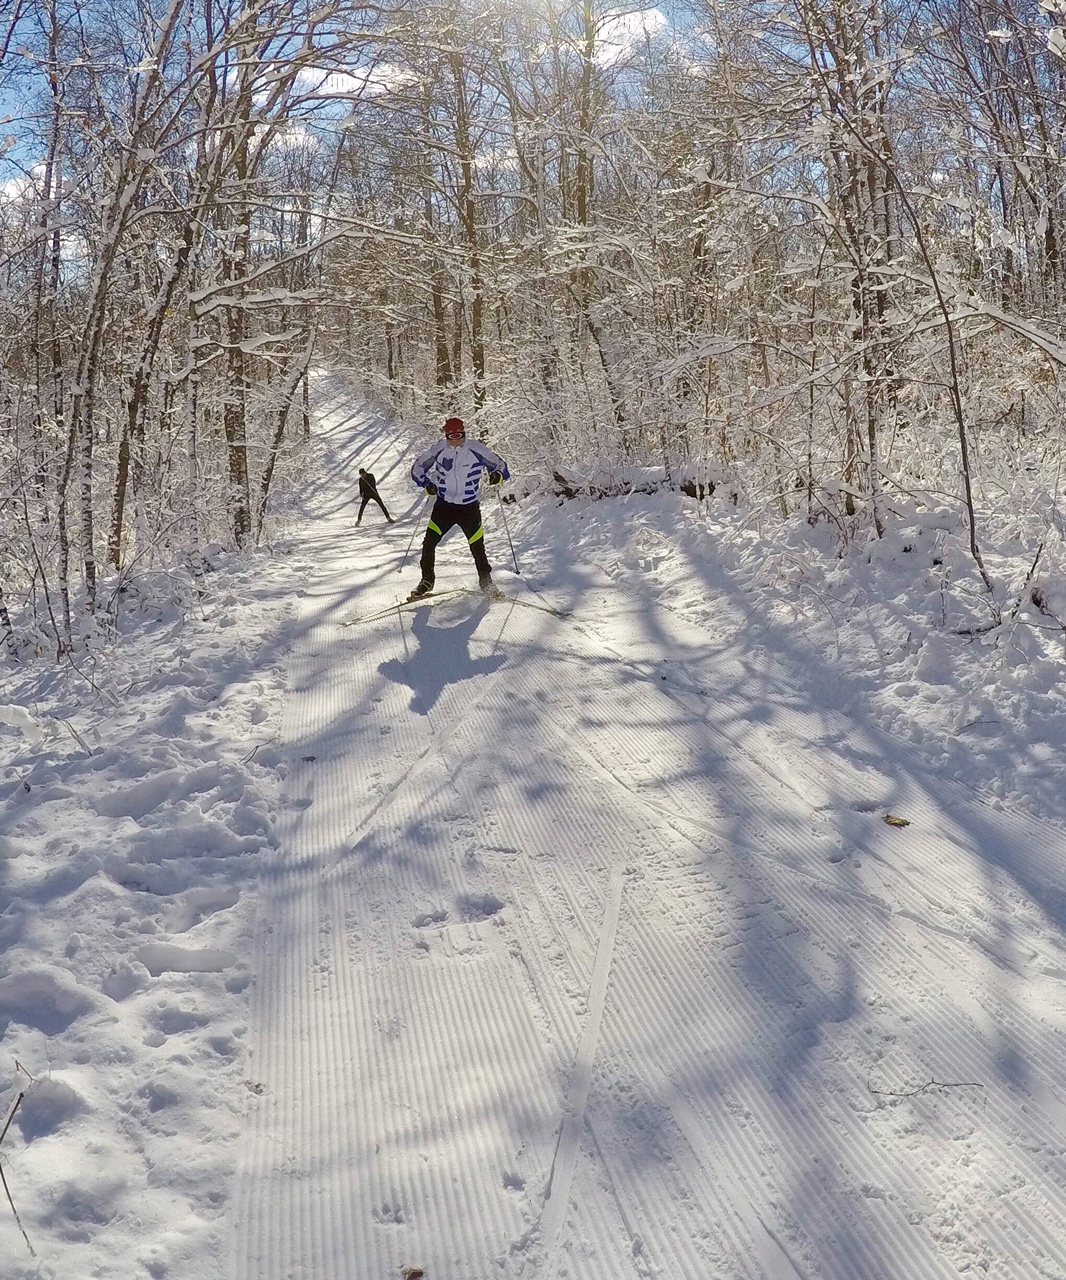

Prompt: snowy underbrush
[
  {"left": 3, "top": 541, "right": 275, "bottom": 668},
  {"left": 516, "top": 485, "right": 1066, "bottom": 829},
  {"left": 735, "top": 503, "right": 1066, "bottom": 820},
  {"left": 0, "top": 544, "right": 302, "bottom": 1278}
]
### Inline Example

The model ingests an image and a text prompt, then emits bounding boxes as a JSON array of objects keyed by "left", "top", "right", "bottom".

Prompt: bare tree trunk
[
  {"left": 0, "top": 582, "right": 14, "bottom": 654},
  {"left": 220, "top": 61, "right": 255, "bottom": 546},
  {"left": 801, "top": 0, "right": 894, "bottom": 535},
  {"left": 108, "top": 221, "right": 196, "bottom": 567},
  {"left": 256, "top": 338, "right": 315, "bottom": 540},
  {"left": 433, "top": 273, "right": 454, "bottom": 390},
  {"left": 55, "top": 419, "right": 78, "bottom": 646},
  {"left": 449, "top": 50, "right": 486, "bottom": 413}
]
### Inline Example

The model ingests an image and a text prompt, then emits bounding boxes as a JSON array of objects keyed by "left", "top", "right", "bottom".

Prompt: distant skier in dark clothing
[
  {"left": 356, "top": 468, "right": 394, "bottom": 524},
  {"left": 407, "top": 417, "right": 509, "bottom": 600}
]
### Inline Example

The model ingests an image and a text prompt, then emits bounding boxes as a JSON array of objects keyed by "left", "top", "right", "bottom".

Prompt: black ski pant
[
  {"left": 357, "top": 490, "right": 391, "bottom": 521},
  {"left": 419, "top": 498, "right": 490, "bottom": 583}
]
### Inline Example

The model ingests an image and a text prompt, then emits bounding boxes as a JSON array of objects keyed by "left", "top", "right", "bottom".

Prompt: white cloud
[
  {"left": 265, "top": 121, "right": 318, "bottom": 150},
  {"left": 594, "top": 7, "right": 669, "bottom": 68},
  {"left": 294, "top": 63, "right": 414, "bottom": 100},
  {"left": 0, "top": 172, "right": 36, "bottom": 205}
]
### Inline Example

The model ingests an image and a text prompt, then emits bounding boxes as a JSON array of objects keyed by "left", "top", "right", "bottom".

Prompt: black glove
[
  {"left": 488, "top": 471, "right": 503, "bottom": 486},
  {"left": 424, "top": 485, "right": 436, "bottom": 496}
]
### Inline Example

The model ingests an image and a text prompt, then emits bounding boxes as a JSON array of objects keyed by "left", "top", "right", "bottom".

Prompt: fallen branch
[
  {"left": 951, "top": 622, "right": 1000, "bottom": 637},
  {"left": 0, "top": 1090, "right": 36, "bottom": 1257}
]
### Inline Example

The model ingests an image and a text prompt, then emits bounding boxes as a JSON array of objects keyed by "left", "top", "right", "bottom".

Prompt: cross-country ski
[
  {"left": 341, "top": 587, "right": 469, "bottom": 627},
  {"left": 345, "top": 583, "right": 571, "bottom": 627}
]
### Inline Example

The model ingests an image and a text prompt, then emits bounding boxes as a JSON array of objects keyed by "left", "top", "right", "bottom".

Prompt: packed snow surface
[{"left": 2, "top": 374, "right": 1065, "bottom": 1279}]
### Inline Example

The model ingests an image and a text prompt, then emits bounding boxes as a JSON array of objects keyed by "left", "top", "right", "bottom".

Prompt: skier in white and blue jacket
[{"left": 408, "top": 417, "right": 510, "bottom": 600}]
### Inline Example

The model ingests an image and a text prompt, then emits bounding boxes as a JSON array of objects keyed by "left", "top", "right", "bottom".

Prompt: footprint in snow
[
  {"left": 413, "top": 908, "right": 448, "bottom": 928},
  {"left": 456, "top": 892, "right": 505, "bottom": 921}
]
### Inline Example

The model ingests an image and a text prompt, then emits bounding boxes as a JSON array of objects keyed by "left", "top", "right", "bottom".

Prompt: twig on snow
[
  {"left": 868, "top": 1078, "right": 983, "bottom": 1099},
  {"left": 0, "top": 1092, "right": 22, "bottom": 1148},
  {"left": 59, "top": 718, "right": 92, "bottom": 753}
]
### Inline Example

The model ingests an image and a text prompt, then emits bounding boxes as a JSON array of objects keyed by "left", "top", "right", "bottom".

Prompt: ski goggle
[{"left": 445, "top": 430, "right": 465, "bottom": 440}]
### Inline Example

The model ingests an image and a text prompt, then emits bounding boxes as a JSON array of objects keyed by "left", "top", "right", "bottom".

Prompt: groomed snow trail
[{"left": 232, "top": 382, "right": 1066, "bottom": 1280}]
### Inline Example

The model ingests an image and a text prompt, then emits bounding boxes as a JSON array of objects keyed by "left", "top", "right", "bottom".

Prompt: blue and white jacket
[{"left": 410, "top": 438, "right": 510, "bottom": 506}]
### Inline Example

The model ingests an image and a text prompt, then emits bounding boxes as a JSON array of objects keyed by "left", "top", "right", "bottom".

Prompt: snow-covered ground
[{"left": 2, "top": 374, "right": 1065, "bottom": 1279}]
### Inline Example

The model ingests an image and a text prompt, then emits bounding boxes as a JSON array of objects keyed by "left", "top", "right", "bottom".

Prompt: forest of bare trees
[{"left": 3, "top": 0, "right": 1066, "bottom": 656}]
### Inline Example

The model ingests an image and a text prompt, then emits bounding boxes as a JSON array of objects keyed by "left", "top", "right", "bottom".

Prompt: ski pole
[
  {"left": 496, "top": 487, "right": 520, "bottom": 574},
  {"left": 400, "top": 493, "right": 434, "bottom": 572},
  {"left": 398, "top": 602, "right": 410, "bottom": 660}
]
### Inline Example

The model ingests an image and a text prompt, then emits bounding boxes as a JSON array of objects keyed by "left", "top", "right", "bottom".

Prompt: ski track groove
[
  {"left": 435, "top": 695, "right": 663, "bottom": 1268},
  {"left": 775, "top": 897, "right": 1066, "bottom": 1273},
  {"left": 611, "top": 943, "right": 911, "bottom": 1280},
  {"left": 406, "top": 959, "right": 471, "bottom": 1272},
  {"left": 597, "top": 920, "right": 797, "bottom": 1278},
  {"left": 616, "top": 904, "right": 828, "bottom": 1279},
  {"left": 465, "top": 655, "right": 798, "bottom": 1274},
  {"left": 540, "top": 863, "right": 624, "bottom": 1262},
  {"left": 403, "top": 960, "right": 470, "bottom": 1271},
  {"left": 367, "top": 956, "right": 466, "bottom": 1268},
  {"left": 305, "top": 623, "right": 572, "bottom": 1274},
  {"left": 582, "top": 1084, "right": 745, "bottom": 1280}
]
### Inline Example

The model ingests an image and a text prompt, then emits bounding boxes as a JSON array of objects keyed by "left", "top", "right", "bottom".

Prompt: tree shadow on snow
[{"left": 499, "top": 491, "right": 1066, "bottom": 1275}]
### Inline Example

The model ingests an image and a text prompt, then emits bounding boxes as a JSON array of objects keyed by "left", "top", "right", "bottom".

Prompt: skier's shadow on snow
[{"left": 378, "top": 595, "right": 505, "bottom": 714}]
